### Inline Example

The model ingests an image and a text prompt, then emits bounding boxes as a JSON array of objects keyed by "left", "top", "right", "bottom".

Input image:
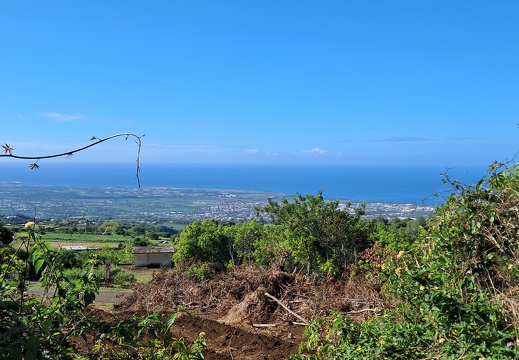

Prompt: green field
[
  {"left": 12, "top": 231, "right": 129, "bottom": 249},
  {"left": 39, "top": 232, "right": 129, "bottom": 243}
]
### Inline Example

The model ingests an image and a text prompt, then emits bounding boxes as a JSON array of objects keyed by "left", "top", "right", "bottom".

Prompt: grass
[
  {"left": 90, "top": 302, "right": 117, "bottom": 311},
  {"left": 131, "top": 270, "right": 155, "bottom": 284}
]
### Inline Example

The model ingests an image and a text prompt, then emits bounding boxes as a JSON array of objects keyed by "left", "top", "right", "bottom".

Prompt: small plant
[
  {"left": 184, "top": 262, "right": 214, "bottom": 281},
  {"left": 91, "top": 310, "right": 207, "bottom": 360}
]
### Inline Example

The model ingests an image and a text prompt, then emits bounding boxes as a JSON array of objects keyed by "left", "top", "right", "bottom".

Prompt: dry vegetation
[{"left": 70, "top": 265, "right": 392, "bottom": 359}]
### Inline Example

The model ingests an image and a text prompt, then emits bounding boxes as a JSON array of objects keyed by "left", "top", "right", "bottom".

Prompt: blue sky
[{"left": 1, "top": 1, "right": 518, "bottom": 167}]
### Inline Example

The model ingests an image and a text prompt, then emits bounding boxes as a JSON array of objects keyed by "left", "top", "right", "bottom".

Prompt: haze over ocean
[{"left": 2, "top": 163, "right": 488, "bottom": 205}]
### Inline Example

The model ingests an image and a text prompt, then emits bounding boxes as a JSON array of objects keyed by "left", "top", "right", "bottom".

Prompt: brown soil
[{"left": 70, "top": 265, "right": 391, "bottom": 359}]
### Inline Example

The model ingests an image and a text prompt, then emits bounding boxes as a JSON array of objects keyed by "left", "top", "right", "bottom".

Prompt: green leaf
[
  {"left": 25, "top": 336, "right": 40, "bottom": 360},
  {"left": 83, "top": 289, "right": 96, "bottom": 306},
  {"left": 165, "top": 313, "right": 177, "bottom": 332},
  {"left": 0, "top": 299, "right": 19, "bottom": 311},
  {"left": 6, "top": 281, "right": 19, "bottom": 288},
  {"left": 34, "top": 258, "right": 45, "bottom": 274},
  {"left": 41, "top": 317, "right": 53, "bottom": 334}
]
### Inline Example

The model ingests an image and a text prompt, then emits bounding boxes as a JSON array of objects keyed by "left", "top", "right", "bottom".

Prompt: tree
[
  {"left": 173, "top": 219, "right": 231, "bottom": 271},
  {"left": 368, "top": 216, "right": 427, "bottom": 251},
  {"left": 99, "top": 220, "right": 126, "bottom": 236},
  {"left": 128, "top": 224, "right": 146, "bottom": 237},
  {"left": 133, "top": 237, "right": 151, "bottom": 246},
  {"left": 223, "top": 219, "right": 263, "bottom": 266},
  {"left": 148, "top": 232, "right": 160, "bottom": 240},
  {"left": 257, "top": 191, "right": 370, "bottom": 276},
  {"left": 251, "top": 224, "right": 286, "bottom": 268}
]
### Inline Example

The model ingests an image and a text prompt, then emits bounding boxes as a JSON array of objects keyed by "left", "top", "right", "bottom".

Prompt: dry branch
[
  {"left": 252, "top": 323, "right": 278, "bottom": 328},
  {"left": 347, "top": 308, "right": 380, "bottom": 315},
  {"left": 264, "top": 292, "right": 308, "bottom": 325}
]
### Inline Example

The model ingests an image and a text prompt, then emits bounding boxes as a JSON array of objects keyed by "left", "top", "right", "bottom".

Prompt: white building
[{"left": 131, "top": 246, "right": 175, "bottom": 267}]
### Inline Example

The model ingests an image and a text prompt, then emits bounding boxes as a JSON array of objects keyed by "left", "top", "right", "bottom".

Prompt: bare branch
[{"left": 1, "top": 133, "right": 145, "bottom": 187}]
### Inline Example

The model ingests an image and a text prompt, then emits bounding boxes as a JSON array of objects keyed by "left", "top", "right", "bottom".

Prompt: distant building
[
  {"left": 61, "top": 246, "right": 100, "bottom": 251},
  {"left": 132, "top": 246, "right": 175, "bottom": 267}
]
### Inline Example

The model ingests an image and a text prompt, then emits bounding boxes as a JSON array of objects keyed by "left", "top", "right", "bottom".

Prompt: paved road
[{"left": 27, "top": 288, "right": 130, "bottom": 303}]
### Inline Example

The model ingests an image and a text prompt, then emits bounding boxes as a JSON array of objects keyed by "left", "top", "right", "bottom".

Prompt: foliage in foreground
[
  {"left": 291, "top": 163, "right": 519, "bottom": 359},
  {"left": 0, "top": 134, "right": 207, "bottom": 359},
  {"left": 89, "top": 311, "right": 207, "bottom": 360},
  {"left": 0, "top": 223, "right": 207, "bottom": 359},
  {"left": 0, "top": 223, "right": 99, "bottom": 359}
]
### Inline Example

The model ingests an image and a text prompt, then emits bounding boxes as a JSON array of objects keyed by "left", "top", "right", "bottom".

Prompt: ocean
[{"left": 1, "top": 163, "right": 489, "bottom": 205}]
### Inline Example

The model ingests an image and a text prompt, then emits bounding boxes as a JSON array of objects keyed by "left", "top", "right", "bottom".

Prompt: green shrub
[
  {"left": 63, "top": 264, "right": 136, "bottom": 287},
  {"left": 291, "top": 164, "right": 519, "bottom": 359},
  {"left": 183, "top": 262, "right": 214, "bottom": 282},
  {"left": 173, "top": 219, "right": 231, "bottom": 271}
]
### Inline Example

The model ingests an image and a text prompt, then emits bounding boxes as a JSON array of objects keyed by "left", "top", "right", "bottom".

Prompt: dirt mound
[
  {"left": 171, "top": 315, "right": 302, "bottom": 360},
  {"left": 103, "top": 265, "right": 391, "bottom": 359},
  {"left": 116, "top": 266, "right": 300, "bottom": 323},
  {"left": 219, "top": 287, "right": 265, "bottom": 326}
]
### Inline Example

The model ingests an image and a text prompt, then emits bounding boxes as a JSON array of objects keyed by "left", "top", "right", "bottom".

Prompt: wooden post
[{"left": 105, "top": 260, "right": 112, "bottom": 287}]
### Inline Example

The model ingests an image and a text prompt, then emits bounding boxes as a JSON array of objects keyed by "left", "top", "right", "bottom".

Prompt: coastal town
[{"left": 0, "top": 184, "right": 436, "bottom": 224}]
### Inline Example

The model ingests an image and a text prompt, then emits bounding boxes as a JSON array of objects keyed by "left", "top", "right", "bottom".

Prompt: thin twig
[{"left": 347, "top": 308, "right": 380, "bottom": 314}]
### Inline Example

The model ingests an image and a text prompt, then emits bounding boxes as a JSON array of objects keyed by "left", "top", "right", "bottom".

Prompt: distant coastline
[
  {"left": 2, "top": 163, "right": 488, "bottom": 205},
  {"left": 0, "top": 184, "right": 436, "bottom": 222}
]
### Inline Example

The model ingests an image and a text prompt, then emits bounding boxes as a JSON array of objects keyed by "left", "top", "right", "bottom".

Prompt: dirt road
[{"left": 27, "top": 287, "right": 130, "bottom": 303}]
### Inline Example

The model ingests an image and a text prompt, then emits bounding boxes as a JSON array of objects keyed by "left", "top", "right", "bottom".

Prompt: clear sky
[{"left": 1, "top": 1, "right": 518, "bottom": 167}]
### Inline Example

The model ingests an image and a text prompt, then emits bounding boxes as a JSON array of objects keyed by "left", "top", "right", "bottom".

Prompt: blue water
[{"left": 1, "top": 163, "right": 489, "bottom": 204}]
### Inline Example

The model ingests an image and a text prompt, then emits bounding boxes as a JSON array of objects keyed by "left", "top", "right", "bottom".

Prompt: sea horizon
[{"left": 1, "top": 163, "right": 490, "bottom": 205}]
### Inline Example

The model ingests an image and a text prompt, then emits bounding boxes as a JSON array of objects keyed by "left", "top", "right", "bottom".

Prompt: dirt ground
[{"left": 70, "top": 265, "right": 390, "bottom": 359}]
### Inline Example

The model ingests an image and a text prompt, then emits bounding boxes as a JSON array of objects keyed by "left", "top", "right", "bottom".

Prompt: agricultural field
[
  {"left": 13, "top": 231, "right": 128, "bottom": 250},
  {"left": 39, "top": 235, "right": 125, "bottom": 250}
]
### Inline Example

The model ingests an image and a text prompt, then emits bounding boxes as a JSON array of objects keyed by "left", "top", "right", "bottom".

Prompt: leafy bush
[
  {"left": 291, "top": 164, "right": 519, "bottom": 359},
  {"left": 0, "top": 223, "right": 14, "bottom": 245},
  {"left": 90, "top": 311, "right": 207, "bottom": 360},
  {"left": 367, "top": 216, "right": 426, "bottom": 252},
  {"left": 173, "top": 219, "right": 231, "bottom": 271},
  {"left": 182, "top": 262, "right": 214, "bottom": 282},
  {"left": 257, "top": 191, "right": 370, "bottom": 277}
]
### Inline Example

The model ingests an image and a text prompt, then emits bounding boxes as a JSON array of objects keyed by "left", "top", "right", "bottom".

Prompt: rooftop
[{"left": 131, "top": 246, "right": 175, "bottom": 254}]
